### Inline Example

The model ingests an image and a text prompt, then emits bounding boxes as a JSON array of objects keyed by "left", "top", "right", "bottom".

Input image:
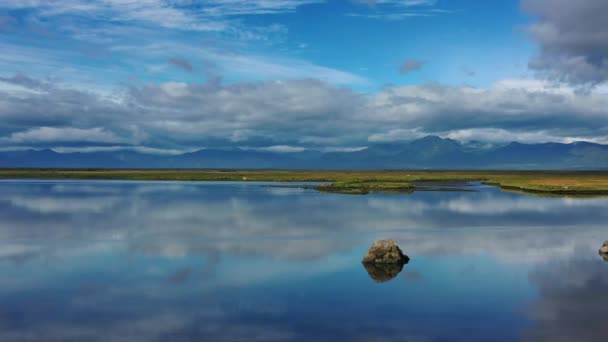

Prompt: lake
[{"left": 0, "top": 180, "right": 606, "bottom": 341}]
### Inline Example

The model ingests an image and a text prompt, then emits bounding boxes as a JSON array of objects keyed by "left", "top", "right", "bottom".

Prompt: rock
[
  {"left": 362, "top": 239, "right": 409, "bottom": 264},
  {"left": 362, "top": 263, "right": 404, "bottom": 283},
  {"left": 599, "top": 241, "right": 608, "bottom": 261},
  {"left": 599, "top": 241, "right": 608, "bottom": 256}
]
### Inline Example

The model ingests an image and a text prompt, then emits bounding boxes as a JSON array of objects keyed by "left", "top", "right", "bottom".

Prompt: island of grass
[
  {"left": 2, "top": 169, "right": 608, "bottom": 196},
  {"left": 315, "top": 181, "right": 415, "bottom": 194}
]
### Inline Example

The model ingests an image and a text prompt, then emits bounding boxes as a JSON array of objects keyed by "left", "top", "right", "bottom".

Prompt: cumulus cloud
[
  {"left": 0, "top": 73, "right": 130, "bottom": 133},
  {"left": 399, "top": 59, "right": 428, "bottom": 74},
  {"left": 2, "top": 73, "right": 608, "bottom": 152},
  {"left": 124, "top": 78, "right": 365, "bottom": 146},
  {"left": 523, "top": 0, "right": 608, "bottom": 86},
  {"left": 366, "top": 81, "right": 608, "bottom": 140}
]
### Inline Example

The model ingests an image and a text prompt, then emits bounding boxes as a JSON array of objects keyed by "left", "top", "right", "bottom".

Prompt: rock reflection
[{"left": 362, "top": 262, "right": 406, "bottom": 283}]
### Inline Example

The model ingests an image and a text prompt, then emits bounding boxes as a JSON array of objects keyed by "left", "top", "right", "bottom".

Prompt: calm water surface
[{"left": 0, "top": 180, "right": 607, "bottom": 341}]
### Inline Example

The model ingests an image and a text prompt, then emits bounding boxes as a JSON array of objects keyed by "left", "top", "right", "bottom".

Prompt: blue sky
[
  {"left": 0, "top": 0, "right": 534, "bottom": 89},
  {"left": 0, "top": 0, "right": 607, "bottom": 153}
]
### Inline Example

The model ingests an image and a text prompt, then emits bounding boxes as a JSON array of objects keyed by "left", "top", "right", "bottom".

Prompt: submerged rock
[
  {"left": 362, "top": 263, "right": 404, "bottom": 283},
  {"left": 362, "top": 239, "right": 409, "bottom": 264},
  {"left": 599, "top": 241, "right": 608, "bottom": 256}
]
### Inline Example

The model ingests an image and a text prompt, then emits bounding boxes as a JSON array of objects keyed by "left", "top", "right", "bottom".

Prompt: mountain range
[{"left": 1, "top": 136, "right": 608, "bottom": 170}]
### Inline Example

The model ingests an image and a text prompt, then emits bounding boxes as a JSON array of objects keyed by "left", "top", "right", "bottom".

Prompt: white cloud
[
  {"left": 199, "top": 0, "right": 325, "bottom": 16},
  {"left": 0, "top": 0, "right": 322, "bottom": 32},
  {"left": 254, "top": 145, "right": 307, "bottom": 153},
  {"left": 349, "top": 0, "right": 448, "bottom": 20},
  {"left": 320, "top": 146, "right": 367, "bottom": 152},
  {"left": 3, "top": 127, "right": 124, "bottom": 144},
  {"left": 108, "top": 43, "right": 368, "bottom": 85},
  {"left": 368, "top": 128, "right": 425, "bottom": 142},
  {"left": 0, "top": 0, "right": 224, "bottom": 31},
  {"left": 444, "top": 128, "right": 608, "bottom": 145},
  {"left": 353, "top": 0, "right": 437, "bottom": 7},
  {"left": 216, "top": 53, "right": 369, "bottom": 85},
  {"left": 2, "top": 74, "right": 608, "bottom": 151},
  {"left": 366, "top": 79, "right": 608, "bottom": 132},
  {"left": 523, "top": 0, "right": 608, "bottom": 86},
  {"left": 51, "top": 145, "right": 201, "bottom": 155}
]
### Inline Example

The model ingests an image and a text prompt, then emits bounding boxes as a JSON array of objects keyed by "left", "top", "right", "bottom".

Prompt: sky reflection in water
[{"left": 0, "top": 180, "right": 607, "bottom": 341}]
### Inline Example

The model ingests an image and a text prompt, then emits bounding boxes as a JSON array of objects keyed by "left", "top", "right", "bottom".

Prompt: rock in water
[
  {"left": 599, "top": 241, "right": 608, "bottom": 255},
  {"left": 362, "top": 239, "right": 409, "bottom": 264},
  {"left": 362, "top": 263, "right": 404, "bottom": 283}
]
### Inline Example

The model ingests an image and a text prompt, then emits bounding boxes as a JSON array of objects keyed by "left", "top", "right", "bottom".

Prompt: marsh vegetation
[{"left": 2, "top": 169, "right": 608, "bottom": 195}]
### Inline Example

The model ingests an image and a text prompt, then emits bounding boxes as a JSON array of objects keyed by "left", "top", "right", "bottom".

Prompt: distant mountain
[{"left": 2, "top": 136, "right": 608, "bottom": 169}]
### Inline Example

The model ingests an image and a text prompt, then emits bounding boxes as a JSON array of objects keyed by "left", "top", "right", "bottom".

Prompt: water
[{"left": 0, "top": 180, "right": 606, "bottom": 341}]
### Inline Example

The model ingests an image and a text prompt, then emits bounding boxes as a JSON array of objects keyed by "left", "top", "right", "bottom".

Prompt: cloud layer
[
  {"left": 524, "top": 0, "right": 608, "bottom": 86},
  {"left": 2, "top": 72, "right": 608, "bottom": 152}
]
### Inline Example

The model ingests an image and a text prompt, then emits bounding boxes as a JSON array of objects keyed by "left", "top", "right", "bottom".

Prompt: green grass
[
  {"left": 1, "top": 169, "right": 608, "bottom": 196},
  {"left": 315, "top": 181, "right": 415, "bottom": 195}
]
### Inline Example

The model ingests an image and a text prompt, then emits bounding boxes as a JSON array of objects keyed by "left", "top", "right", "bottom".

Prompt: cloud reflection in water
[{"left": 0, "top": 180, "right": 606, "bottom": 340}]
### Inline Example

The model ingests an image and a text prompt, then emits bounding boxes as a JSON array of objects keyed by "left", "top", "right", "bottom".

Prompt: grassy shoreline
[{"left": 1, "top": 169, "right": 608, "bottom": 196}]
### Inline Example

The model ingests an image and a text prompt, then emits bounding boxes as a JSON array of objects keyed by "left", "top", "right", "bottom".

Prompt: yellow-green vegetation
[
  {"left": 316, "top": 181, "right": 415, "bottom": 195},
  {"left": 1, "top": 169, "right": 608, "bottom": 196}
]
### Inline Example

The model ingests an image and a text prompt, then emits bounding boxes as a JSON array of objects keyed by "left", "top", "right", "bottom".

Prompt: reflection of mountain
[
  {"left": 362, "top": 262, "right": 405, "bottom": 283},
  {"left": 525, "top": 259, "right": 608, "bottom": 341}
]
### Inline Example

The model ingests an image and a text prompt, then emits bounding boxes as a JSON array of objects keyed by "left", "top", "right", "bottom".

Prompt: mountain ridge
[{"left": 2, "top": 136, "right": 608, "bottom": 170}]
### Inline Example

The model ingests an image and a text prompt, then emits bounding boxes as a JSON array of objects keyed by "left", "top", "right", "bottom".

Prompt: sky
[{"left": 0, "top": 0, "right": 607, "bottom": 154}]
